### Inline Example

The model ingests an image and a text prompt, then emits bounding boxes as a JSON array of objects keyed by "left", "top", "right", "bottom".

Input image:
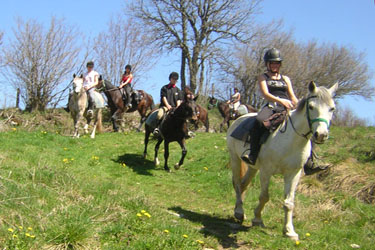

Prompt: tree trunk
[{"left": 180, "top": 50, "right": 186, "bottom": 89}]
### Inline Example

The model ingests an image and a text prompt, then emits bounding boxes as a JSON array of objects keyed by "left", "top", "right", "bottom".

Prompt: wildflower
[
  {"left": 305, "top": 233, "right": 311, "bottom": 237},
  {"left": 13, "top": 234, "right": 18, "bottom": 238},
  {"left": 183, "top": 234, "right": 188, "bottom": 238},
  {"left": 144, "top": 212, "right": 151, "bottom": 218},
  {"left": 204, "top": 167, "right": 208, "bottom": 171},
  {"left": 324, "top": 220, "right": 328, "bottom": 223},
  {"left": 12, "top": 128, "right": 17, "bottom": 131},
  {"left": 18, "top": 226, "right": 23, "bottom": 230},
  {"left": 63, "top": 148, "right": 68, "bottom": 151},
  {"left": 122, "top": 163, "right": 126, "bottom": 167},
  {"left": 30, "top": 235, "right": 36, "bottom": 238},
  {"left": 164, "top": 229, "right": 169, "bottom": 233},
  {"left": 196, "top": 240, "right": 204, "bottom": 245},
  {"left": 136, "top": 213, "right": 142, "bottom": 217},
  {"left": 27, "top": 227, "right": 33, "bottom": 231},
  {"left": 141, "top": 210, "right": 146, "bottom": 214},
  {"left": 63, "top": 158, "right": 69, "bottom": 163},
  {"left": 295, "top": 240, "right": 301, "bottom": 246},
  {"left": 71, "top": 158, "right": 74, "bottom": 161},
  {"left": 25, "top": 233, "right": 31, "bottom": 237},
  {"left": 8, "top": 228, "right": 14, "bottom": 233}
]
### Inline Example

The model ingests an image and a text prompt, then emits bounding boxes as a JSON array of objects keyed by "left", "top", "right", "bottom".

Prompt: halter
[
  {"left": 287, "top": 95, "right": 330, "bottom": 140},
  {"left": 208, "top": 98, "right": 219, "bottom": 109}
]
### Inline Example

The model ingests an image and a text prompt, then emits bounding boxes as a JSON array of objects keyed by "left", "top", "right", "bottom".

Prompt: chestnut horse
[
  {"left": 98, "top": 79, "right": 155, "bottom": 132},
  {"left": 208, "top": 96, "right": 257, "bottom": 132},
  {"left": 191, "top": 104, "right": 209, "bottom": 132}
]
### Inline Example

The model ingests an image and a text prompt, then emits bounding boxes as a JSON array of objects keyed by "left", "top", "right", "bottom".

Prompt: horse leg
[
  {"left": 111, "top": 116, "right": 119, "bottom": 132},
  {"left": 163, "top": 140, "right": 171, "bottom": 172},
  {"left": 283, "top": 170, "right": 302, "bottom": 240},
  {"left": 174, "top": 139, "right": 187, "bottom": 170},
  {"left": 143, "top": 125, "right": 151, "bottom": 158},
  {"left": 220, "top": 119, "right": 225, "bottom": 133},
  {"left": 154, "top": 138, "right": 163, "bottom": 166},
  {"left": 137, "top": 116, "right": 146, "bottom": 132},
  {"left": 252, "top": 170, "right": 271, "bottom": 227},
  {"left": 90, "top": 111, "right": 98, "bottom": 139},
  {"left": 111, "top": 109, "right": 123, "bottom": 132},
  {"left": 205, "top": 118, "right": 209, "bottom": 132}
]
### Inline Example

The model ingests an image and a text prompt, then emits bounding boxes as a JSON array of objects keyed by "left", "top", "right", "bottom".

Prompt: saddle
[{"left": 121, "top": 89, "right": 142, "bottom": 106}]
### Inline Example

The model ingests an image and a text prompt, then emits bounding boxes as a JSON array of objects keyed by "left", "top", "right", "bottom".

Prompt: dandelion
[
  {"left": 25, "top": 233, "right": 31, "bottom": 237},
  {"left": 92, "top": 156, "right": 99, "bottom": 160},
  {"left": 63, "top": 148, "right": 68, "bottom": 151},
  {"left": 183, "top": 234, "right": 188, "bottom": 238},
  {"left": 13, "top": 234, "right": 18, "bottom": 238},
  {"left": 196, "top": 240, "right": 204, "bottom": 245},
  {"left": 122, "top": 163, "right": 126, "bottom": 167},
  {"left": 27, "top": 227, "right": 33, "bottom": 231},
  {"left": 141, "top": 210, "right": 146, "bottom": 214},
  {"left": 18, "top": 226, "right": 23, "bottom": 230},
  {"left": 71, "top": 158, "right": 74, "bottom": 161},
  {"left": 144, "top": 212, "right": 151, "bottom": 218},
  {"left": 203, "top": 167, "right": 208, "bottom": 171},
  {"left": 324, "top": 220, "right": 328, "bottom": 223},
  {"left": 63, "top": 158, "right": 69, "bottom": 163},
  {"left": 295, "top": 240, "right": 301, "bottom": 246},
  {"left": 164, "top": 229, "right": 169, "bottom": 233},
  {"left": 8, "top": 228, "right": 14, "bottom": 233},
  {"left": 305, "top": 233, "right": 311, "bottom": 237},
  {"left": 12, "top": 128, "right": 17, "bottom": 131},
  {"left": 30, "top": 235, "right": 36, "bottom": 238},
  {"left": 136, "top": 213, "right": 142, "bottom": 217}
]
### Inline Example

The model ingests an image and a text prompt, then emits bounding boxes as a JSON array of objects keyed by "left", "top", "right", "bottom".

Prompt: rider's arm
[
  {"left": 283, "top": 75, "right": 299, "bottom": 107},
  {"left": 87, "top": 73, "right": 99, "bottom": 90},
  {"left": 258, "top": 74, "right": 293, "bottom": 109},
  {"left": 233, "top": 93, "right": 240, "bottom": 103},
  {"left": 162, "top": 96, "right": 172, "bottom": 109}
]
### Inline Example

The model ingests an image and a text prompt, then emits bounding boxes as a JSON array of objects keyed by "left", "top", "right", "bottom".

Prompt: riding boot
[
  {"left": 304, "top": 147, "right": 332, "bottom": 175},
  {"left": 241, "top": 122, "right": 265, "bottom": 165},
  {"left": 87, "top": 97, "right": 94, "bottom": 115}
]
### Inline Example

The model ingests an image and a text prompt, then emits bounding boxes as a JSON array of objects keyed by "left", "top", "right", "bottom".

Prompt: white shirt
[{"left": 83, "top": 70, "right": 99, "bottom": 88}]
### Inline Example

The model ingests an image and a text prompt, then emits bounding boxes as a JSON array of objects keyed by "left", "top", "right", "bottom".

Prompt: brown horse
[
  {"left": 98, "top": 79, "right": 155, "bottom": 132},
  {"left": 143, "top": 95, "right": 198, "bottom": 172},
  {"left": 208, "top": 96, "right": 257, "bottom": 132},
  {"left": 191, "top": 104, "right": 209, "bottom": 132}
]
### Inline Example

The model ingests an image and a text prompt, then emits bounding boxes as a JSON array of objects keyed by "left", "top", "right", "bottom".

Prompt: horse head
[
  {"left": 207, "top": 96, "right": 217, "bottom": 110},
  {"left": 302, "top": 81, "right": 338, "bottom": 144},
  {"left": 72, "top": 74, "right": 84, "bottom": 94},
  {"left": 176, "top": 94, "right": 198, "bottom": 121}
]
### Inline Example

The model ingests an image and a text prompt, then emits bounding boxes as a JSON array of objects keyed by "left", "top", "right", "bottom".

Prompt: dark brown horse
[
  {"left": 98, "top": 79, "right": 155, "bottom": 132},
  {"left": 143, "top": 95, "right": 198, "bottom": 172},
  {"left": 208, "top": 96, "right": 257, "bottom": 132},
  {"left": 191, "top": 104, "right": 209, "bottom": 132}
]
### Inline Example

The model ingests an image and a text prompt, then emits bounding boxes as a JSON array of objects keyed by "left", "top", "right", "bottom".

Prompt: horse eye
[
  {"left": 308, "top": 104, "right": 314, "bottom": 110},
  {"left": 329, "top": 107, "right": 335, "bottom": 112}
]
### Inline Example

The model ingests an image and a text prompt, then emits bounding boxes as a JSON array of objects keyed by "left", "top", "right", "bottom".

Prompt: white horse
[
  {"left": 227, "top": 81, "right": 338, "bottom": 240},
  {"left": 69, "top": 74, "right": 104, "bottom": 138}
]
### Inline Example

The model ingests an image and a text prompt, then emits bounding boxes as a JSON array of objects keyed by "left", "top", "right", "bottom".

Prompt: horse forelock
[{"left": 297, "top": 86, "right": 334, "bottom": 112}]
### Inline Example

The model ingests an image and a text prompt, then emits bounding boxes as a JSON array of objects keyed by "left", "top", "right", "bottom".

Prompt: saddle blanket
[
  {"left": 92, "top": 91, "right": 105, "bottom": 109},
  {"left": 230, "top": 116, "right": 257, "bottom": 142},
  {"left": 145, "top": 109, "right": 159, "bottom": 129}
]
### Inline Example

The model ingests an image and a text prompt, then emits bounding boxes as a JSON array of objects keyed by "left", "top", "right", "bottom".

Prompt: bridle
[
  {"left": 208, "top": 98, "right": 219, "bottom": 109},
  {"left": 284, "top": 95, "right": 330, "bottom": 140},
  {"left": 97, "top": 80, "right": 121, "bottom": 93}
]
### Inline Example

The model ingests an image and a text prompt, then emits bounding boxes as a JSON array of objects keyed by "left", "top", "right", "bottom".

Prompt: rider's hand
[
  {"left": 279, "top": 99, "right": 293, "bottom": 109},
  {"left": 84, "top": 86, "right": 90, "bottom": 91},
  {"left": 166, "top": 104, "right": 172, "bottom": 110}
]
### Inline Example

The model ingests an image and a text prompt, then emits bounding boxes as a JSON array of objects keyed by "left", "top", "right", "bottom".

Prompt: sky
[{"left": 0, "top": 0, "right": 374, "bottom": 124}]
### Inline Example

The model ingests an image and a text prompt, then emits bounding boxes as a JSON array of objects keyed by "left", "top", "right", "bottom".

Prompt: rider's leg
[
  {"left": 87, "top": 89, "right": 95, "bottom": 113},
  {"left": 124, "top": 85, "right": 132, "bottom": 108},
  {"left": 304, "top": 141, "right": 331, "bottom": 175},
  {"left": 241, "top": 106, "right": 273, "bottom": 165},
  {"left": 153, "top": 107, "right": 168, "bottom": 136}
]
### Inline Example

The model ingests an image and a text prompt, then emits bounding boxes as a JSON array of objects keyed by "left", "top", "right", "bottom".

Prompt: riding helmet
[
  {"left": 125, "top": 64, "right": 132, "bottom": 71},
  {"left": 86, "top": 61, "right": 94, "bottom": 67},
  {"left": 263, "top": 48, "right": 283, "bottom": 63},
  {"left": 169, "top": 72, "right": 179, "bottom": 80}
]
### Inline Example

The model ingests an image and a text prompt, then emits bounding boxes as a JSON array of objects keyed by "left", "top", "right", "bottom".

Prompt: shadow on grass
[
  {"left": 169, "top": 206, "right": 251, "bottom": 248},
  {"left": 113, "top": 153, "right": 156, "bottom": 176}
]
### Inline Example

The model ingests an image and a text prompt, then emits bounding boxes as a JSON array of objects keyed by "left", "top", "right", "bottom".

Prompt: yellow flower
[
  {"left": 164, "top": 229, "right": 169, "bottom": 233},
  {"left": 324, "top": 220, "right": 328, "bottom": 223},
  {"left": 203, "top": 167, "right": 208, "bottom": 171},
  {"left": 122, "top": 163, "right": 126, "bottom": 167},
  {"left": 71, "top": 158, "right": 74, "bottom": 161},
  {"left": 295, "top": 240, "right": 301, "bottom": 245},
  {"left": 183, "top": 234, "right": 188, "bottom": 238},
  {"left": 18, "top": 226, "right": 23, "bottom": 230},
  {"left": 27, "top": 227, "right": 33, "bottom": 231},
  {"left": 12, "top": 128, "right": 17, "bottom": 131},
  {"left": 64, "top": 148, "right": 68, "bottom": 150},
  {"left": 305, "top": 233, "right": 311, "bottom": 237},
  {"left": 136, "top": 213, "right": 142, "bottom": 217},
  {"left": 13, "top": 234, "right": 18, "bottom": 238},
  {"left": 144, "top": 213, "right": 151, "bottom": 218},
  {"left": 196, "top": 240, "right": 204, "bottom": 244},
  {"left": 141, "top": 210, "right": 146, "bottom": 214},
  {"left": 63, "top": 158, "right": 69, "bottom": 163},
  {"left": 8, "top": 228, "right": 14, "bottom": 232},
  {"left": 30, "top": 235, "right": 36, "bottom": 238}
]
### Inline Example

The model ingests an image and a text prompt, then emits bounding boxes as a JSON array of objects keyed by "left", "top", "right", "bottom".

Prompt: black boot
[
  {"left": 241, "top": 122, "right": 264, "bottom": 165},
  {"left": 303, "top": 154, "right": 331, "bottom": 175}
]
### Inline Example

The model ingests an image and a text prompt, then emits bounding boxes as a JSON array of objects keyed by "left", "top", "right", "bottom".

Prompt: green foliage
[{"left": 0, "top": 126, "right": 374, "bottom": 249}]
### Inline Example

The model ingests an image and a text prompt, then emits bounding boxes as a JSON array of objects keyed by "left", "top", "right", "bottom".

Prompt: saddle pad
[
  {"left": 145, "top": 110, "right": 159, "bottom": 128},
  {"left": 93, "top": 91, "right": 105, "bottom": 108},
  {"left": 230, "top": 116, "right": 257, "bottom": 142}
]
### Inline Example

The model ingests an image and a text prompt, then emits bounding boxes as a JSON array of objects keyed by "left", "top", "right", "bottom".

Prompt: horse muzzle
[{"left": 313, "top": 131, "right": 329, "bottom": 144}]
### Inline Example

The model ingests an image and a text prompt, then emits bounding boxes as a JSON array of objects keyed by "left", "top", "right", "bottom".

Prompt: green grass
[{"left": 0, "top": 125, "right": 374, "bottom": 249}]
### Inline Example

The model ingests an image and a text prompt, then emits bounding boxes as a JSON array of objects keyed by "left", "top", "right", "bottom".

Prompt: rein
[{"left": 284, "top": 95, "right": 330, "bottom": 140}]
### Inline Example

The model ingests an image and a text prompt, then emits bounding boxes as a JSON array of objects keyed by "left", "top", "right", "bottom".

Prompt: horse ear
[
  {"left": 99, "top": 75, "right": 103, "bottom": 81},
  {"left": 73, "top": 74, "right": 76, "bottom": 78},
  {"left": 308, "top": 81, "right": 317, "bottom": 94},
  {"left": 328, "top": 82, "right": 339, "bottom": 96},
  {"left": 80, "top": 74, "right": 83, "bottom": 78}
]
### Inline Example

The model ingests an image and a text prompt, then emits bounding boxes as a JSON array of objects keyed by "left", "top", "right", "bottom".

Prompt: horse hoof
[
  {"left": 164, "top": 167, "right": 171, "bottom": 172},
  {"left": 143, "top": 153, "right": 147, "bottom": 159},
  {"left": 174, "top": 163, "right": 181, "bottom": 170},
  {"left": 234, "top": 212, "right": 244, "bottom": 224},
  {"left": 154, "top": 159, "right": 160, "bottom": 166},
  {"left": 284, "top": 233, "right": 299, "bottom": 241},
  {"left": 252, "top": 219, "right": 265, "bottom": 228}
]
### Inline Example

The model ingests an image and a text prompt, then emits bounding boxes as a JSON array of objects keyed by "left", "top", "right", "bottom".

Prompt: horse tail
[
  {"left": 96, "top": 109, "right": 103, "bottom": 133},
  {"left": 150, "top": 95, "right": 155, "bottom": 110}
]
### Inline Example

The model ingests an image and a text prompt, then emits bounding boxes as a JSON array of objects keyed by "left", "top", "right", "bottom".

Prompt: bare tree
[
  {"left": 129, "top": 0, "right": 262, "bottom": 93},
  {"left": 1, "top": 17, "right": 81, "bottom": 112},
  {"left": 93, "top": 15, "right": 156, "bottom": 87},
  {"left": 217, "top": 29, "right": 374, "bottom": 108}
]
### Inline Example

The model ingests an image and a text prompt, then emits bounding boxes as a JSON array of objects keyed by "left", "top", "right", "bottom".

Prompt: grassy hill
[{"left": 0, "top": 109, "right": 374, "bottom": 249}]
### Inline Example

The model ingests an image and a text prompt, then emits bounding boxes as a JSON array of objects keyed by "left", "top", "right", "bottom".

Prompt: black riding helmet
[
  {"left": 264, "top": 48, "right": 283, "bottom": 63},
  {"left": 169, "top": 72, "right": 179, "bottom": 80},
  {"left": 86, "top": 61, "right": 94, "bottom": 67}
]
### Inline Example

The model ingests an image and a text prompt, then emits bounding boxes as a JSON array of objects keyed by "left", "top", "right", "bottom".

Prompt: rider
[
  {"left": 227, "top": 87, "right": 241, "bottom": 117},
  {"left": 241, "top": 48, "right": 330, "bottom": 175},
  {"left": 119, "top": 64, "right": 133, "bottom": 109},
  {"left": 153, "top": 72, "right": 183, "bottom": 136},
  {"left": 83, "top": 61, "right": 100, "bottom": 115}
]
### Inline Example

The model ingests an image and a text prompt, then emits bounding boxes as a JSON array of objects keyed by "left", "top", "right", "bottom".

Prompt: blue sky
[{"left": 0, "top": 0, "right": 374, "bottom": 124}]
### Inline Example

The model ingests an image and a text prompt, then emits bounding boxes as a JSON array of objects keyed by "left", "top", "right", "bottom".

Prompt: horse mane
[
  {"left": 104, "top": 80, "right": 116, "bottom": 89},
  {"left": 296, "top": 86, "right": 333, "bottom": 112}
]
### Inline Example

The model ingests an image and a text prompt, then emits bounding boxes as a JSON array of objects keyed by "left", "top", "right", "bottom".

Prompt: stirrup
[{"left": 241, "top": 154, "right": 257, "bottom": 165}]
